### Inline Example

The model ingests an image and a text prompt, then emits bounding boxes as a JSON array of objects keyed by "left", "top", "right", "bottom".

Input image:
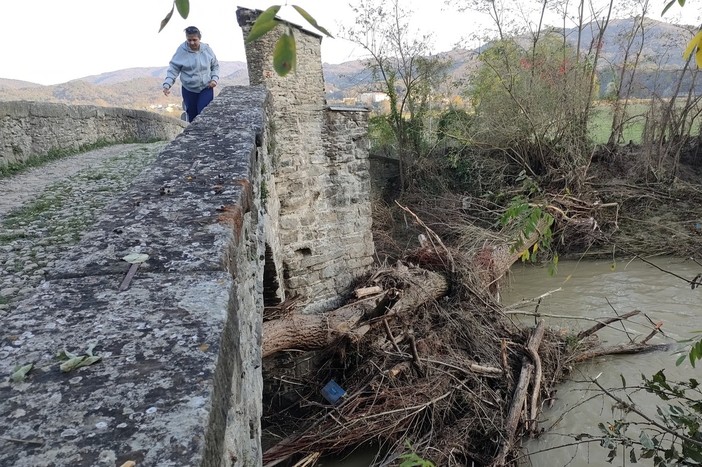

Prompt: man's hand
[
  {"left": 163, "top": 86, "right": 171, "bottom": 96},
  {"left": 208, "top": 80, "right": 217, "bottom": 89}
]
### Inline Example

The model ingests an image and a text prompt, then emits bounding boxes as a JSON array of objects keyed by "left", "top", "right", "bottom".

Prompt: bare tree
[{"left": 341, "top": 0, "right": 450, "bottom": 191}]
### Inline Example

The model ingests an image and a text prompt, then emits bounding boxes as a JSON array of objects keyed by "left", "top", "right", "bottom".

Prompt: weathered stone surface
[
  {"left": 1, "top": 273, "right": 229, "bottom": 466},
  {"left": 238, "top": 9, "right": 375, "bottom": 314},
  {"left": 0, "top": 86, "right": 270, "bottom": 467},
  {"left": 0, "top": 101, "right": 186, "bottom": 168}
]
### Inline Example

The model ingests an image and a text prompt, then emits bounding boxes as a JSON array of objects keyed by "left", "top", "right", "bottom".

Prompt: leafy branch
[
  {"left": 500, "top": 195, "right": 556, "bottom": 271},
  {"left": 593, "top": 372, "right": 702, "bottom": 465}
]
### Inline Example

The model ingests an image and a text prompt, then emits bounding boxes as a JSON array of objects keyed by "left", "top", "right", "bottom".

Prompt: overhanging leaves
[
  {"left": 683, "top": 30, "right": 702, "bottom": 69},
  {"left": 246, "top": 5, "right": 281, "bottom": 43},
  {"left": 292, "top": 5, "right": 333, "bottom": 37},
  {"left": 175, "top": 0, "right": 190, "bottom": 19},
  {"left": 662, "top": 0, "right": 686, "bottom": 16},
  {"left": 159, "top": 5, "right": 175, "bottom": 33},
  {"left": 273, "top": 30, "right": 297, "bottom": 76}
]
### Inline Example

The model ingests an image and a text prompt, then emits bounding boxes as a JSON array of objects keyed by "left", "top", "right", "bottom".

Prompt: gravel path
[
  {"left": 0, "top": 142, "right": 167, "bottom": 315},
  {"left": 0, "top": 143, "right": 160, "bottom": 220}
]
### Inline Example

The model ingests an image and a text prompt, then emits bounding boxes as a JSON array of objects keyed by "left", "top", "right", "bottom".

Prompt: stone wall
[
  {"left": 237, "top": 8, "right": 375, "bottom": 314},
  {"left": 0, "top": 10, "right": 378, "bottom": 466},
  {"left": 0, "top": 101, "right": 186, "bottom": 168},
  {"left": 0, "top": 87, "right": 270, "bottom": 466}
]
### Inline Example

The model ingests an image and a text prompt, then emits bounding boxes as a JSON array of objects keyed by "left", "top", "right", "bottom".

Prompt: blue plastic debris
[{"left": 321, "top": 380, "right": 346, "bottom": 405}]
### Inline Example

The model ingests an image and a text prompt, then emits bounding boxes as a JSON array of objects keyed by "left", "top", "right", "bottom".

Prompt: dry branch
[
  {"left": 492, "top": 320, "right": 546, "bottom": 467},
  {"left": 355, "top": 285, "right": 383, "bottom": 298},
  {"left": 577, "top": 309, "right": 641, "bottom": 340},
  {"left": 571, "top": 342, "right": 670, "bottom": 363}
]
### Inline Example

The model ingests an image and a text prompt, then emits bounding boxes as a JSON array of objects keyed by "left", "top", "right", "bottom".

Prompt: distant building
[{"left": 358, "top": 91, "right": 389, "bottom": 105}]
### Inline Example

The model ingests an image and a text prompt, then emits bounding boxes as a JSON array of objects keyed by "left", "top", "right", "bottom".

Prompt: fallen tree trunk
[
  {"left": 262, "top": 214, "right": 549, "bottom": 358},
  {"left": 473, "top": 217, "right": 551, "bottom": 296},
  {"left": 262, "top": 266, "right": 450, "bottom": 358}
]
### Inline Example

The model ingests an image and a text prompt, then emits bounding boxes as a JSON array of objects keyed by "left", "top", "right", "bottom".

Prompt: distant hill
[
  {"left": 0, "top": 59, "right": 374, "bottom": 114},
  {"left": 0, "top": 16, "right": 697, "bottom": 110},
  {"left": 564, "top": 17, "right": 694, "bottom": 70},
  {"left": 78, "top": 62, "right": 250, "bottom": 86},
  {"left": 0, "top": 63, "right": 253, "bottom": 114},
  {"left": 0, "top": 78, "right": 44, "bottom": 90},
  {"left": 563, "top": 17, "right": 698, "bottom": 97}
]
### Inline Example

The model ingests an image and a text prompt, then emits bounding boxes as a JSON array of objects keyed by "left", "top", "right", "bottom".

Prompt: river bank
[
  {"left": 561, "top": 144, "right": 702, "bottom": 260},
  {"left": 261, "top": 141, "right": 702, "bottom": 465}
]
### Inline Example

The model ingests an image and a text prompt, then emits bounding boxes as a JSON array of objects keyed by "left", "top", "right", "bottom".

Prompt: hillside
[
  {"left": 0, "top": 78, "right": 44, "bottom": 90},
  {"left": 0, "top": 59, "right": 377, "bottom": 114},
  {"left": 0, "top": 62, "right": 253, "bottom": 116},
  {"left": 0, "top": 16, "right": 697, "bottom": 111},
  {"left": 566, "top": 17, "right": 694, "bottom": 70}
]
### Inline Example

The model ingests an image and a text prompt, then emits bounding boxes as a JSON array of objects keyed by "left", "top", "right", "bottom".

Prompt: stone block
[
  {"left": 0, "top": 271, "right": 231, "bottom": 466},
  {"left": 0, "top": 86, "right": 271, "bottom": 467}
]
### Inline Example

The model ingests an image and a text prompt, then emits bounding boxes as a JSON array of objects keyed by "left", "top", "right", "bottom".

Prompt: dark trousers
[{"left": 181, "top": 86, "right": 214, "bottom": 122}]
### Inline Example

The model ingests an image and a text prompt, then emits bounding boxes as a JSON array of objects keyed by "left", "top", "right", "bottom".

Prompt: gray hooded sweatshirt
[{"left": 163, "top": 42, "right": 220, "bottom": 93}]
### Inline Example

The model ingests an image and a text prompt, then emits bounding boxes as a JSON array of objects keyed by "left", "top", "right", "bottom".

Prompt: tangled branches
[{"left": 260, "top": 205, "right": 665, "bottom": 466}]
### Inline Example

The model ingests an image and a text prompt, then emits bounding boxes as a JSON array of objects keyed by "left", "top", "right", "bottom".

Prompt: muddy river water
[
  {"left": 319, "top": 257, "right": 701, "bottom": 466},
  {"left": 504, "top": 256, "right": 701, "bottom": 466}
]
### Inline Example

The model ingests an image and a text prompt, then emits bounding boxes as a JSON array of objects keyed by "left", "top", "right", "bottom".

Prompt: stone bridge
[
  {"left": 0, "top": 101, "right": 186, "bottom": 169},
  {"left": 0, "top": 8, "right": 375, "bottom": 467}
]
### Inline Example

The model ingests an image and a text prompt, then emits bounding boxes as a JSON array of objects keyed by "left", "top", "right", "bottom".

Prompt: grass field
[
  {"left": 589, "top": 102, "right": 648, "bottom": 144},
  {"left": 589, "top": 99, "right": 702, "bottom": 145}
]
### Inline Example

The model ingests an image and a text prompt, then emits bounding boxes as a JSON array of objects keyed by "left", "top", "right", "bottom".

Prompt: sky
[
  {"left": 4, "top": 0, "right": 701, "bottom": 86},
  {"left": 5, "top": 0, "right": 474, "bottom": 85}
]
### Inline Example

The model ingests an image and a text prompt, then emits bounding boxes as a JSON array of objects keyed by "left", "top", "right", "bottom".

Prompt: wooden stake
[{"left": 119, "top": 263, "right": 140, "bottom": 291}]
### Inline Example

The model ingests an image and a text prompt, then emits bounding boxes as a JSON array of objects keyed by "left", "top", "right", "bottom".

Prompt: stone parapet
[
  {"left": 0, "top": 86, "right": 270, "bottom": 466},
  {"left": 0, "top": 101, "right": 186, "bottom": 168}
]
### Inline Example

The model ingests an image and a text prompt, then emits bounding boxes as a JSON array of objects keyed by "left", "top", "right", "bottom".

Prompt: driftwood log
[
  {"left": 262, "top": 266, "right": 449, "bottom": 358},
  {"left": 492, "top": 320, "right": 546, "bottom": 467},
  {"left": 571, "top": 342, "right": 670, "bottom": 363}
]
